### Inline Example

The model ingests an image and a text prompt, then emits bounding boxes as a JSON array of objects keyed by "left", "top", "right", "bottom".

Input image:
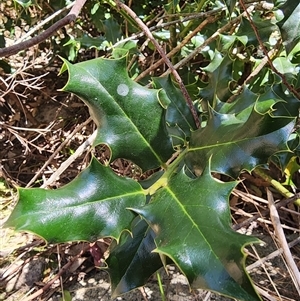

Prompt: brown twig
[
  {"left": 267, "top": 189, "right": 300, "bottom": 293},
  {"left": 232, "top": 190, "right": 300, "bottom": 230},
  {"left": 108, "top": 8, "right": 224, "bottom": 51},
  {"left": 227, "top": 40, "right": 281, "bottom": 103},
  {"left": 162, "top": 13, "right": 244, "bottom": 76},
  {"left": 0, "top": 0, "right": 87, "bottom": 58},
  {"left": 247, "top": 236, "right": 300, "bottom": 272},
  {"left": 239, "top": 0, "right": 300, "bottom": 100},
  {"left": 135, "top": 15, "right": 219, "bottom": 81},
  {"left": 20, "top": 244, "right": 90, "bottom": 301},
  {"left": 26, "top": 117, "right": 93, "bottom": 187},
  {"left": 115, "top": 0, "right": 200, "bottom": 128},
  {"left": 41, "top": 129, "right": 97, "bottom": 188}
]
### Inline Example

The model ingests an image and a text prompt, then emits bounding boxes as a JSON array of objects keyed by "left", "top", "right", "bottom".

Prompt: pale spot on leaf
[{"left": 117, "top": 84, "right": 129, "bottom": 96}]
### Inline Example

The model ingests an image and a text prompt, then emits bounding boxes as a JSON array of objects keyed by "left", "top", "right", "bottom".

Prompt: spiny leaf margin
[
  {"left": 60, "top": 56, "right": 174, "bottom": 171},
  {"left": 5, "top": 157, "right": 145, "bottom": 243},
  {"left": 133, "top": 164, "right": 261, "bottom": 301}
]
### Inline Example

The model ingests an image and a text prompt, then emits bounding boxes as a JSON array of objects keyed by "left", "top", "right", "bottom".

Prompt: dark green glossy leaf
[
  {"left": 77, "top": 34, "right": 105, "bottom": 49},
  {"left": 107, "top": 217, "right": 163, "bottom": 297},
  {"left": 272, "top": 56, "right": 298, "bottom": 84},
  {"left": 199, "top": 52, "right": 233, "bottom": 108},
  {"left": 257, "top": 85, "right": 300, "bottom": 117},
  {"left": 134, "top": 166, "right": 261, "bottom": 301},
  {"left": 236, "top": 13, "right": 277, "bottom": 46},
  {"left": 186, "top": 108, "right": 295, "bottom": 177},
  {"left": 102, "top": 18, "right": 122, "bottom": 44},
  {"left": 271, "top": 132, "right": 300, "bottom": 172},
  {"left": 224, "top": 0, "right": 237, "bottom": 15},
  {"left": 219, "top": 35, "right": 241, "bottom": 50},
  {"left": 0, "top": 34, "right": 5, "bottom": 48},
  {"left": 273, "top": 83, "right": 300, "bottom": 115},
  {"left": 5, "top": 158, "right": 145, "bottom": 243},
  {"left": 218, "top": 87, "right": 257, "bottom": 114},
  {"left": 255, "top": 86, "right": 284, "bottom": 115},
  {"left": 0, "top": 60, "right": 11, "bottom": 73},
  {"left": 152, "top": 76, "right": 197, "bottom": 146},
  {"left": 278, "top": 1, "right": 300, "bottom": 54},
  {"left": 14, "top": 0, "right": 32, "bottom": 8},
  {"left": 111, "top": 40, "right": 138, "bottom": 58},
  {"left": 60, "top": 57, "right": 174, "bottom": 171}
]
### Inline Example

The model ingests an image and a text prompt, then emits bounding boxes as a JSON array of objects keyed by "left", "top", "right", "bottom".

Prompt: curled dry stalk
[
  {"left": 41, "top": 129, "right": 97, "bottom": 188},
  {"left": 26, "top": 117, "right": 93, "bottom": 188},
  {"left": 0, "top": 62, "right": 47, "bottom": 126}
]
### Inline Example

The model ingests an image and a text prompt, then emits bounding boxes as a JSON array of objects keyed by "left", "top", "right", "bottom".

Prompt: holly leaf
[
  {"left": 278, "top": 1, "right": 300, "bottom": 54},
  {"left": 60, "top": 57, "right": 174, "bottom": 171},
  {"left": 256, "top": 84, "right": 300, "bottom": 117},
  {"left": 152, "top": 76, "right": 197, "bottom": 147},
  {"left": 14, "top": 0, "right": 32, "bottom": 8},
  {"left": 5, "top": 158, "right": 145, "bottom": 243},
  {"left": 224, "top": 0, "right": 237, "bottom": 15},
  {"left": 218, "top": 87, "right": 257, "bottom": 114},
  {"left": 134, "top": 166, "right": 261, "bottom": 301},
  {"left": 186, "top": 108, "right": 295, "bottom": 177},
  {"left": 199, "top": 52, "right": 234, "bottom": 108},
  {"left": 236, "top": 13, "right": 277, "bottom": 46},
  {"left": 107, "top": 217, "right": 164, "bottom": 297}
]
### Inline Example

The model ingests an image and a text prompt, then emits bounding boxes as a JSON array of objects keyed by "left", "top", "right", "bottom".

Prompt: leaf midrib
[
  {"left": 78, "top": 63, "right": 167, "bottom": 166},
  {"left": 165, "top": 185, "right": 221, "bottom": 261}
]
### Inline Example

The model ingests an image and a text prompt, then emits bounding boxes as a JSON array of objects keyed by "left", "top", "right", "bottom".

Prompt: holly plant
[{"left": 4, "top": 1, "right": 300, "bottom": 300}]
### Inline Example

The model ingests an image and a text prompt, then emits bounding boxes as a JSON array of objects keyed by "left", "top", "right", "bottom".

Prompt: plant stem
[
  {"left": 239, "top": 0, "right": 300, "bottom": 100},
  {"left": 146, "top": 148, "right": 188, "bottom": 195},
  {"left": 179, "top": 0, "right": 206, "bottom": 38},
  {"left": 0, "top": 0, "right": 87, "bottom": 57},
  {"left": 197, "top": 0, "right": 207, "bottom": 11},
  {"left": 136, "top": 15, "right": 217, "bottom": 82},
  {"left": 255, "top": 168, "right": 300, "bottom": 206},
  {"left": 115, "top": 0, "right": 200, "bottom": 128},
  {"left": 157, "top": 272, "right": 167, "bottom": 301},
  {"left": 167, "top": 0, "right": 178, "bottom": 64}
]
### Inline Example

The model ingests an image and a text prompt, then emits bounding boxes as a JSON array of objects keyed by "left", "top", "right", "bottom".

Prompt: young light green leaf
[
  {"left": 134, "top": 166, "right": 261, "bottom": 301},
  {"left": 5, "top": 158, "right": 145, "bottom": 243},
  {"left": 186, "top": 108, "right": 295, "bottom": 177},
  {"left": 60, "top": 57, "right": 174, "bottom": 171}
]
